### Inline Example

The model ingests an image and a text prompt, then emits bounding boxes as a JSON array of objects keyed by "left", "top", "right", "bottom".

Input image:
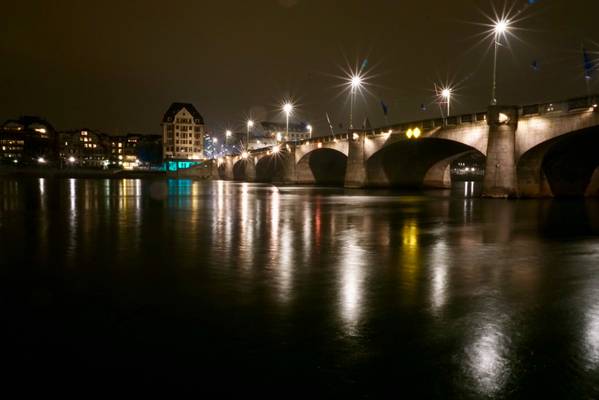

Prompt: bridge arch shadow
[
  {"left": 233, "top": 159, "right": 255, "bottom": 181},
  {"left": 517, "top": 126, "right": 599, "bottom": 197},
  {"left": 255, "top": 153, "right": 291, "bottom": 183},
  {"left": 366, "top": 138, "right": 485, "bottom": 188},
  {"left": 296, "top": 148, "right": 348, "bottom": 185}
]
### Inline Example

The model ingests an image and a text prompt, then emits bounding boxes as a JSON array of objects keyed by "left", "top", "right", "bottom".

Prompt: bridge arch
[
  {"left": 296, "top": 148, "right": 348, "bottom": 185},
  {"left": 365, "top": 138, "right": 485, "bottom": 188},
  {"left": 255, "top": 153, "right": 292, "bottom": 183},
  {"left": 233, "top": 158, "right": 256, "bottom": 181},
  {"left": 517, "top": 125, "right": 599, "bottom": 197}
]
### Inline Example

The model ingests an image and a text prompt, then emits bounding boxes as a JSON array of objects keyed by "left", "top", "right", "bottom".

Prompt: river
[{"left": 1, "top": 177, "right": 599, "bottom": 397}]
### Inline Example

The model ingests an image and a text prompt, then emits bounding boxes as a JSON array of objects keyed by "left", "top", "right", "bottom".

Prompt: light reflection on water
[{"left": 2, "top": 178, "right": 599, "bottom": 397}]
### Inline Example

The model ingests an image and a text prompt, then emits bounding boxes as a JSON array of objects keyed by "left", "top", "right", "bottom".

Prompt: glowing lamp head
[
  {"left": 272, "top": 145, "right": 280, "bottom": 154},
  {"left": 494, "top": 19, "right": 509, "bottom": 35},
  {"left": 306, "top": 124, "right": 312, "bottom": 132},
  {"left": 212, "top": 137, "right": 218, "bottom": 143},
  {"left": 350, "top": 74, "right": 363, "bottom": 90},
  {"left": 406, "top": 129, "right": 413, "bottom": 139},
  {"left": 241, "top": 151, "right": 249, "bottom": 159},
  {"left": 247, "top": 120, "right": 254, "bottom": 129},
  {"left": 413, "top": 127, "right": 421, "bottom": 138},
  {"left": 441, "top": 88, "right": 451, "bottom": 98},
  {"left": 225, "top": 130, "right": 232, "bottom": 137},
  {"left": 283, "top": 102, "right": 293, "bottom": 115},
  {"left": 37, "top": 157, "right": 46, "bottom": 164},
  {"left": 68, "top": 156, "right": 76, "bottom": 163}
]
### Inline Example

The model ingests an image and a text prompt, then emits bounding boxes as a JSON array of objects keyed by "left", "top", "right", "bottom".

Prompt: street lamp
[
  {"left": 246, "top": 120, "right": 254, "bottom": 149},
  {"left": 283, "top": 102, "right": 293, "bottom": 140},
  {"left": 441, "top": 88, "right": 452, "bottom": 117},
  {"left": 225, "top": 129, "right": 232, "bottom": 147},
  {"left": 491, "top": 18, "right": 510, "bottom": 105},
  {"left": 306, "top": 124, "right": 313, "bottom": 139},
  {"left": 349, "top": 74, "right": 363, "bottom": 129}
]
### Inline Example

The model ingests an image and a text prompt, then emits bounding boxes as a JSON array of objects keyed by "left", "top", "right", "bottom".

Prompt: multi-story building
[
  {"left": 261, "top": 121, "right": 310, "bottom": 143},
  {"left": 58, "top": 129, "right": 107, "bottom": 168},
  {"left": 0, "top": 116, "right": 57, "bottom": 165},
  {"left": 161, "top": 103, "right": 205, "bottom": 160}
]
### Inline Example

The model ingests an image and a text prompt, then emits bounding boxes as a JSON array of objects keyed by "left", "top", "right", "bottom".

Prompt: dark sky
[{"left": 1, "top": 0, "right": 598, "bottom": 137}]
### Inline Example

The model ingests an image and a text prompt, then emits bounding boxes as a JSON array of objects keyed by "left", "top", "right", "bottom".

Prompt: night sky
[{"left": 1, "top": 0, "right": 598, "bottom": 137}]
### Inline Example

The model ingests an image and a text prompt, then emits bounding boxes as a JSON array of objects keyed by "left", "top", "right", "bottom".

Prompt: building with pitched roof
[{"left": 161, "top": 103, "right": 205, "bottom": 161}]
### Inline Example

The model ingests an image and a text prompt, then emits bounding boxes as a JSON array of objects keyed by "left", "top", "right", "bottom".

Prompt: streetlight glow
[
  {"left": 350, "top": 74, "right": 363, "bottom": 90},
  {"left": 307, "top": 124, "right": 313, "bottom": 139},
  {"left": 494, "top": 19, "right": 510, "bottom": 35}
]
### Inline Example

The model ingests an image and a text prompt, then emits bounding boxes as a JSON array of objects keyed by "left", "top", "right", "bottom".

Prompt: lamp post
[
  {"left": 349, "top": 74, "right": 363, "bottom": 129},
  {"left": 307, "top": 124, "right": 313, "bottom": 139},
  {"left": 442, "top": 88, "right": 452, "bottom": 117},
  {"left": 491, "top": 19, "right": 509, "bottom": 105},
  {"left": 246, "top": 120, "right": 254, "bottom": 149},
  {"left": 225, "top": 129, "right": 232, "bottom": 146},
  {"left": 283, "top": 103, "right": 293, "bottom": 140}
]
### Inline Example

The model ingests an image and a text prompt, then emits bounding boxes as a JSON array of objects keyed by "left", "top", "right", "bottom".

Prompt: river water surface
[{"left": 2, "top": 178, "right": 599, "bottom": 397}]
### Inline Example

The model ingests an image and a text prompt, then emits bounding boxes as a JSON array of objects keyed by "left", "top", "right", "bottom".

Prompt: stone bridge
[{"left": 212, "top": 95, "right": 599, "bottom": 197}]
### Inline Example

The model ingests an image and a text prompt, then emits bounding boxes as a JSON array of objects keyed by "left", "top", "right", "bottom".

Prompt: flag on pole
[
  {"left": 360, "top": 59, "right": 368, "bottom": 72},
  {"left": 583, "top": 47, "right": 594, "bottom": 80},
  {"left": 380, "top": 100, "right": 388, "bottom": 116},
  {"left": 325, "top": 112, "right": 334, "bottom": 135}
]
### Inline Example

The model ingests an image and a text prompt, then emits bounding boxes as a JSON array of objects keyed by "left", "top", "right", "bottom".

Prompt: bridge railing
[{"left": 521, "top": 94, "right": 598, "bottom": 117}]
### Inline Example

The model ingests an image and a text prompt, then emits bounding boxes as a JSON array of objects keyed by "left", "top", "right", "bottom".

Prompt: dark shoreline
[{"left": 0, "top": 166, "right": 167, "bottom": 179}]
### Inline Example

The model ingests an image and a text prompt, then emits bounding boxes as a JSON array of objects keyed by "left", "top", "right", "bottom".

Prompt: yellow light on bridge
[
  {"left": 406, "top": 127, "right": 421, "bottom": 139},
  {"left": 317, "top": 142, "right": 322, "bottom": 148},
  {"left": 241, "top": 151, "right": 249, "bottom": 159},
  {"left": 272, "top": 145, "right": 280, "bottom": 154}
]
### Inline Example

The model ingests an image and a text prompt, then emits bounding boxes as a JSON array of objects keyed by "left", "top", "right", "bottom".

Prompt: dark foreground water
[{"left": 2, "top": 178, "right": 599, "bottom": 397}]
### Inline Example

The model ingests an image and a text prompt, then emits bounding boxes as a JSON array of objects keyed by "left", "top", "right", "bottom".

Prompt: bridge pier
[
  {"left": 483, "top": 106, "right": 519, "bottom": 198},
  {"left": 345, "top": 132, "right": 367, "bottom": 188},
  {"left": 223, "top": 157, "right": 235, "bottom": 180},
  {"left": 275, "top": 146, "right": 297, "bottom": 184}
]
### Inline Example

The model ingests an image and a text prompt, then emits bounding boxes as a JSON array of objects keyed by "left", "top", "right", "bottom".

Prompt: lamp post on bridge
[
  {"left": 246, "top": 120, "right": 254, "bottom": 149},
  {"left": 349, "top": 74, "right": 363, "bottom": 130},
  {"left": 442, "top": 88, "right": 452, "bottom": 117},
  {"left": 283, "top": 102, "right": 293, "bottom": 141},
  {"left": 491, "top": 19, "right": 510, "bottom": 105}
]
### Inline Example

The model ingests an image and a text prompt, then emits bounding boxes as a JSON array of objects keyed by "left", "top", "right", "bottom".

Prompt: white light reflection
[
  {"left": 38, "top": 178, "right": 45, "bottom": 209},
  {"left": 583, "top": 283, "right": 599, "bottom": 369},
  {"left": 585, "top": 304, "right": 599, "bottom": 368},
  {"left": 467, "top": 322, "right": 509, "bottom": 395},
  {"left": 430, "top": 240, "right": 449, "bottom": 314},
  {"left": 338, "top": 229, "right": 367, "bottom": 336}
]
